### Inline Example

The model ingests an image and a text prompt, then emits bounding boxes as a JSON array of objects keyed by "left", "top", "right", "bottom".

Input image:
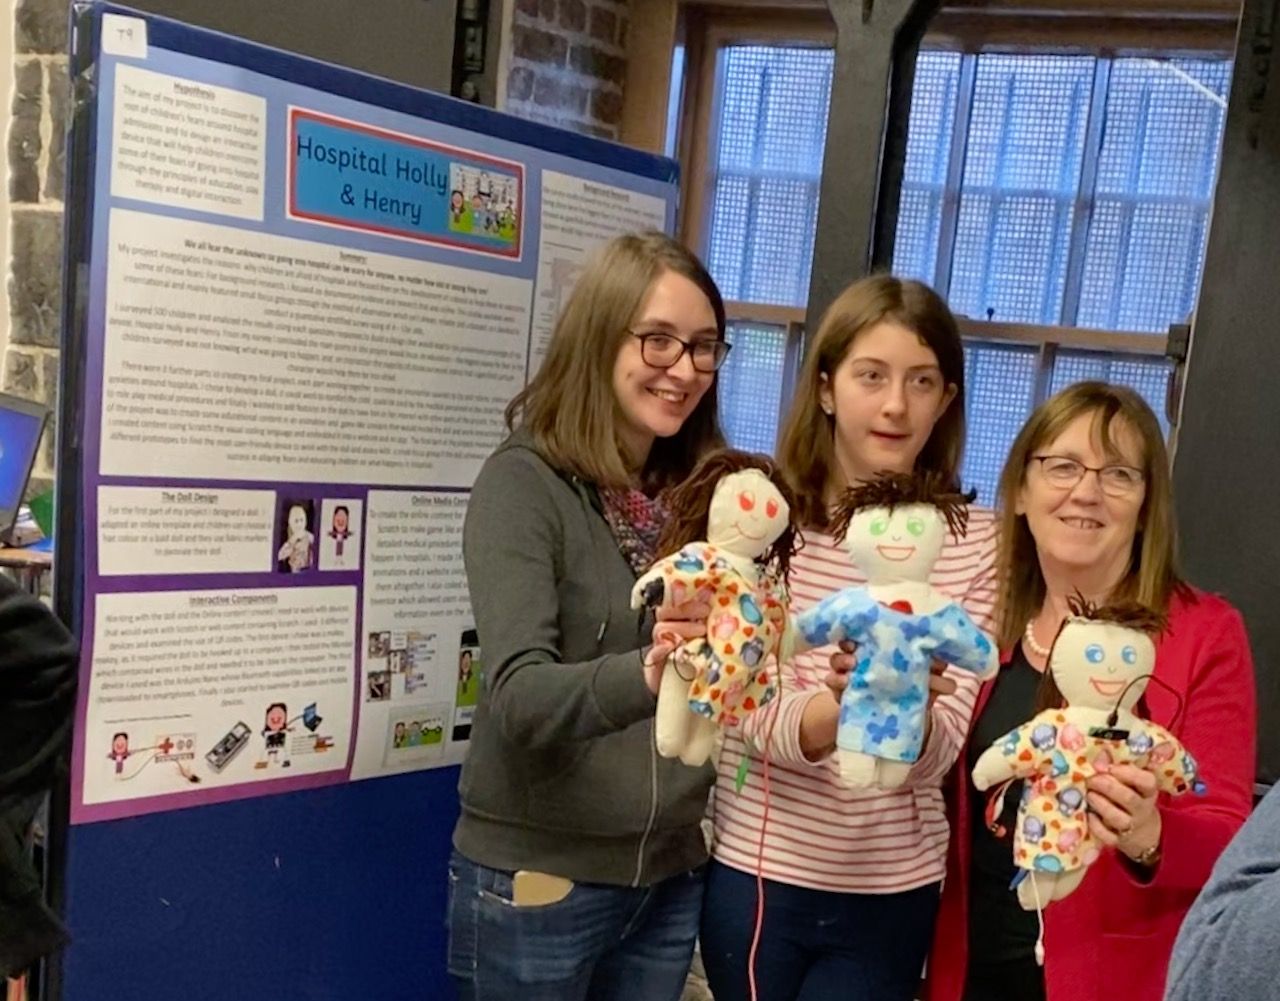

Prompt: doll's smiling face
[
  {"left": 843, "top": 503, "right": 945, "bottom": 585},
  {"left": 1051, "top": 620, "right": 1154, "bottom": 711},
  {"left": 707, "top": 469, "right": 789, "bottom": 560}
]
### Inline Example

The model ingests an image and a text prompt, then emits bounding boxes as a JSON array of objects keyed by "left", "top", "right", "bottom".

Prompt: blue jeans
[
  {"left": 700, "top": 860, "right": 940, "bottom": 1001},
  {"left": 446, "top": 851, "right": 705, "bottom": 1001}
]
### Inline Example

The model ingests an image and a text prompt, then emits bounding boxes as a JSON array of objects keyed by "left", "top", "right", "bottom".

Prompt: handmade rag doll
[
  {"left": 793, "top": 472, "right": 998, "bottom": 789},
  {"left": 972, "top": 598, "right": 1202, "bottom": 927},
  {"left": 631, "top": 449, "right": 799, "bottom": 767},
  {"left": 277, "top": 504, "right": 315, "bottom": 572}
]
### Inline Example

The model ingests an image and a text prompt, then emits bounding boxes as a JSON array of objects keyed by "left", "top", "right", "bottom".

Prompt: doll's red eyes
[
  {"left": 766, "top": 499, "right": 779, "bottom": 518},
  {"left": 738, "top": 491, "right": 755, "bottom": 511}
]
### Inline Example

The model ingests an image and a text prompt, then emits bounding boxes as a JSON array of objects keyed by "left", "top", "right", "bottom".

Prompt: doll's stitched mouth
[
  {"left": 875, "top": 545, "right": 916, "bottom": 561},
  {"left": 733, "top": 522, "right": 766, "bottom": 541},
  {"left": 1089, "top": 678, "right": 1126, "bottom": 696}
]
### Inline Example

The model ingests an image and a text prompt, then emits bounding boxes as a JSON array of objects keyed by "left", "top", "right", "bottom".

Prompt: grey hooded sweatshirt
[{"left": 452, "top": 430, "right": 713, "bottom": 886}]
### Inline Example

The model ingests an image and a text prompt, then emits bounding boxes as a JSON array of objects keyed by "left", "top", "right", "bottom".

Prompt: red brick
[
  {"left": 538, "top": 0, "right": 557, "bottom": 21},
  {"left": 514, "top": 24, "right": 568, "bottom": 65},
  {"left": 591, "top": 87, "right": 624, "bottom": 126},
  {"left": 516, "top": 0, "right": 539, "bottom": 16},
  {"left": 507, "top": 66, "right": 535, "bottom": 102},
  {"left": 559, "top": 0, "right": 587, "bottom": 32},
  {"left": 534, "top": 74, "right": 589, "bottom": 114},
  {"left": 569, "top": 43, "right": 626, "bottom": 85},
  {"left": 589, "top": 6, "right": 617, "bottom": 45}
]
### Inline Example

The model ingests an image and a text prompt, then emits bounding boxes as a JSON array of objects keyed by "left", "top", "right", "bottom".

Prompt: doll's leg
[
  {"left": 838, "top": 750, "right": 877, "bottom": 787},
  {"left": 681, "top": 716, "right": 720, "bottom": 768},
  {"left": 1016, "top": 872, "right": 1041, "bottom": 911},
  {"left": 1050, "top": 868, "right": 1086, "bottom": 901},
  {"left": 875, "top": 759, "right": 913, "bottom": 789},
  {"left": 655, "top": 659, "right": 695, "bottom": 759}
]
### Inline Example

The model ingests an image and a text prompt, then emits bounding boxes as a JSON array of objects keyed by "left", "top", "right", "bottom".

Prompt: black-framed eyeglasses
[
  {"left": 630, "top": 330, "right": 732, "bottom": 373},
  {"left": 1030, "top": 455, "right": 1146, "bottom": 496}
]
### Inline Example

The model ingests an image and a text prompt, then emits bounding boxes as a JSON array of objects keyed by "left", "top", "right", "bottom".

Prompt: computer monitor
[{"left": 0, "top": 392, "right": 49, "bottom": 542}]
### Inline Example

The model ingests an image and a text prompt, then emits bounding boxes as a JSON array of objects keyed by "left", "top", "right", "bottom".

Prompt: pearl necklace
[{"left": 1024, "top": 619, "right": 1052, "bottom": 659}]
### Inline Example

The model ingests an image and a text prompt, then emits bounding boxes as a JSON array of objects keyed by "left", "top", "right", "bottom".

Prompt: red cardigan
[{"left": 925, "top": 589, "right": 1257, "bottom": 1001}]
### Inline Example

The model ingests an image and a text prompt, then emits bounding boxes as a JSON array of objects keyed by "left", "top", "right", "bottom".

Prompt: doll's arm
[
  {"left": 972, "top": 719, "right": 1041, "bottom": 790},
  {"left": 629, "top": 545, "right": 722, "bottom": 611},
  {"left": 1141, "top": 721, "right": 1203, "bottom": 796},
  {"left": 793, "top": 589, "right": 875, "bottom": 651},
  {"left": 930, "top": 603, "right": 999, "bottom": 681}
]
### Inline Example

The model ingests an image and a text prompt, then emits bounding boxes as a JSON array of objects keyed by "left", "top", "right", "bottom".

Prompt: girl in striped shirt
[{"left": 694, "top": 276, "right": 998, "bottom": 1001}]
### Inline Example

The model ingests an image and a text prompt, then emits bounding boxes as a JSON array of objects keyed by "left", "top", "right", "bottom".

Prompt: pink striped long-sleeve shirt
[{"left": 710, "top": 510, "right": 999, "bottom": 894}]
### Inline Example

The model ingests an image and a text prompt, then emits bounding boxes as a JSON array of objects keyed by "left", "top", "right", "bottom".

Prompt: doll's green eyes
[{"left": 870, "top": 516, "right": 925, "bottom": 536}]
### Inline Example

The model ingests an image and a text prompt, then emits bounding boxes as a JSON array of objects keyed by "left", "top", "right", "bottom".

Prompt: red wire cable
[{"left": 747, "top": 622, "right": 786, "bottom": 1001}]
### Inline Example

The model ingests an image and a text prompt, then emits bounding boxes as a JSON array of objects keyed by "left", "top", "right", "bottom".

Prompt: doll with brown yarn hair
[
  {"left": 632, "top": 449, "right": 801, "bottom": 767},
  {"left": 793, "top": 470, "right": 999, "bottom": 789},
  {"left": 972, "top": 595, "right": 1203, "bottom": 960}
]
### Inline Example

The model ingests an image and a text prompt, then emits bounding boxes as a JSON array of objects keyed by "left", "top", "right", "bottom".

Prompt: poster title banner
[{"left": 288, "top": 109, "right": 525, "bottom": 259}]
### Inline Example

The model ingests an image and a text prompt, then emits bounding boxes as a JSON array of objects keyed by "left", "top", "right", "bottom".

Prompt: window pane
[
  {"left": 893, "top": 51, "right": 962, "bottom": 284},
  {"left": 961, "top": 340, "right": 1039, "bottom": 505},
  {"left": 705, "top": 46, "right": 834, "bottom": 307},
  {"left": 1049, "top": 350, "right": 1173, "bottom": 434},
  {"left": 947, "top": 55, "right": 1095, "bottom": 325},
  {"left": 718, "top": 322, "right": 790, "bottom": 454},
  {"left": 1076, "top": 58, "right": 1232, "bottom": 333}
]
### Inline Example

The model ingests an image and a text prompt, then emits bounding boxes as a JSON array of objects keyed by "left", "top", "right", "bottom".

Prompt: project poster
[{"left": 68, "top": 7, "right": 676, "bottom": 822}]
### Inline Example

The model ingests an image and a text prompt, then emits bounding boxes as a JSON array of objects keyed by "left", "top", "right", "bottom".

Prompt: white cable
[{"left": 1031, "top": 874, "right": 1046, "bottom": 967}]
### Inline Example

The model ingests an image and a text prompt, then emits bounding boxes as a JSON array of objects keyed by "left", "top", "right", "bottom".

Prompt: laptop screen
[{"left": 0, "top": 404, "right": 45, "bottom": 513}]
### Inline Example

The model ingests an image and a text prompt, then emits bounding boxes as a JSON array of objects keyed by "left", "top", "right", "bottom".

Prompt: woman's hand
[
  {"left": 642, "top": 597, "right": 712, "bottom": 695},
  {"left": 1086, "top": 762, "right": 1162, "bottom": 862}
]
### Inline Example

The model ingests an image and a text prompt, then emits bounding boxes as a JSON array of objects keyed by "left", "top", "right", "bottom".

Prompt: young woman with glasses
[
  {"left": 920, "top": 382, "right": 1257, "bottom": 1001},
  {"left": 447, "top": 231, "right": 731, "bottom": 1001}
]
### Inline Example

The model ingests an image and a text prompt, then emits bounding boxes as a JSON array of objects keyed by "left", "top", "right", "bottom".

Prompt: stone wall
[{"left": 6, "top": 0, "right": 66, "bottom": 498}]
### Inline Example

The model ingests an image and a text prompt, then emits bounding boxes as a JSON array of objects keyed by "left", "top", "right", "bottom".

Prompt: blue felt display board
[{"left": 55, "top": 4, "right": 678, "bottom": 998}]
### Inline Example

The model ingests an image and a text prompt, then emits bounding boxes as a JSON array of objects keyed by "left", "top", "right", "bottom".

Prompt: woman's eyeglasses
[
  {"left": 630, "top": 330, "right": 731, "bottom": 373},
  {"left": 1030, "top": 455, "right": 1145, "bottom": 496}
]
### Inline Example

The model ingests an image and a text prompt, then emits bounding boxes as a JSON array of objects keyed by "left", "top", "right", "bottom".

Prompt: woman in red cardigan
[{"left": 922, "top": 382, "right": 1256, "bottom": 1001}]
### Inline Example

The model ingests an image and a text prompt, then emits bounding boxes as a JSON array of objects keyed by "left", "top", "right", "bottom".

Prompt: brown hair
[
  {"left": 777, "top": 275, "right": 967, "bottom": 530},
  {"left": 828, "top": 471, "right": 976, "bottom": 544},
  {"left": 995, "top": 381, "right": 1189, "bottom": 651},
  {"left": 656, "top": 449, "right": 802, "bottom": 586},
  {"left": 1035, "top": 594, "right": 1169, "bottom": 711},
  {"left": 505, "top": 231, "right": 726, "bottom": 492}
]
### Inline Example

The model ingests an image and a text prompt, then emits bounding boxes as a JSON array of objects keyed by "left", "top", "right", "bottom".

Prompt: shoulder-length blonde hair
[
  {"left": 777, "top": 275, "right": 967, "bottom": 530},
  {"left": 505, "top": 231, "right": 726, "bottom": 492},
  {"left": 994, "top": 381, "right": 1189, "bottom": 650}
]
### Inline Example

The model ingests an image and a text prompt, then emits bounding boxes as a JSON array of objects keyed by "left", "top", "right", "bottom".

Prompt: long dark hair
[{"left": 505, "top": 231, "right": 726, "bottom": 492}]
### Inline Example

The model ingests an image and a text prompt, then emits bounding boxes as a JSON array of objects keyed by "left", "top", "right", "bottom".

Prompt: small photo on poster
[
  {"left": 453, "top": 627, "right": 480, "bottom": 742},
  {"left": 367, "top": 671, "right": 391, "bottom": 702},
  {"left": 383, "top": 703, "right": 448, "bottom": 768},
  {"left": 318, "top": 498, "right": 362, "bottom": 571},
  {"left": 448, "top": 163, "right": 519, "bottom": 244},
  {"left": 276, "top": 497, "right": 316, "bottom": 573}
]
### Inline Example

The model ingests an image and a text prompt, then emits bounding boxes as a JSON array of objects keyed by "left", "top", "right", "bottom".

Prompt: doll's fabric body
[
  {"left": 795, "top": 589, "right": 993, "bottom": 763},
  {"left": 652, "top": 542, "right": 787, "bottom": 726},
  {"left": 283, "top": 533, "right": 314, "bottom": 572},
  {"left": 998, "top": 709, "right": 1200, "bottom": 876}
]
